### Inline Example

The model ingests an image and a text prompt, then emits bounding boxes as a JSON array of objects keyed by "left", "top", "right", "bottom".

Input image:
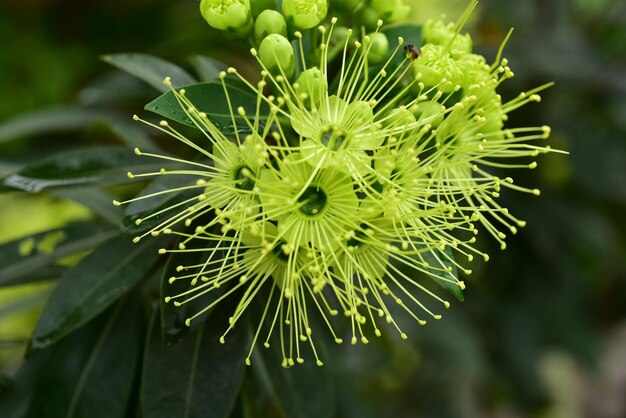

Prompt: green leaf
[
  {"left": 24, "top": 299, "right": 143, "bottom": 418},
  {"left": 105, "top": 118, "right": 161, "bottom": 152},
  {"left": 54, "top": 189, "right": 124, "bottom": 225},
  {"left": 421, "top": 246, "right": 465, "bottom": 302},
  {"left": 29, "top": 235, "right": 165, "bottom": 351},
  {"left": 141, "top": 305, "right": 248, "bottom": 418},
  {"left": 2, "top": 146, "right": 163, "bottom": 192},
  {"left": 102, "top": 53, "right": 196, "bottom": 92},
  {"left": 0, "top": 351, "right": 44, "bottom": 418},
  {"left": 144, "top": 82, "right": 268, "bottom": 133},
  {"left": 159, "top": 236, "right": 223, "bottom": 346},
  {"left": 0, "top": 107, "right": 158, "bottom": 151},
  {"left": 0, "top": 222, "right": 118, "bottom": 287},
  {"left": 189, "top": 55, "right": 227, "bottom": 82},
  {"left": 262, "top": 339, "right": 335, "bottom": 418},
  {"left": 122, "top": 174, "right": 200, "bottom": 235},
  {"left": 0, "top": 107, "right": 108, "bottom": 144},
  {"left": 77, "top": 71, "right": 150, "bottom": 106}
]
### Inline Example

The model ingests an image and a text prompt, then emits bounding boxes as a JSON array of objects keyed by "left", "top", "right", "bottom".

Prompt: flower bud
[
  {"left": 200, "top": 0, "right": 253, "bottom": 36},
  {"left": 355, "top": 5, "right": 379, "bottom": 30},
  {"left": 411, "top": 44, "right": 463, "bottom": 92},
  {"left": 334, "top": 0, "right": 362, "bottom": 13},
  {"left": 366, "top": 32, "right": 389, "bottom": 64},
  {"left": 382, "top": 106, "right": 416, "bottom": 128},
  {"left": 259, "top": 34, "right": 295, "bottom": 77},
  {"left": 282, "top": 0, "right": 328, "bottom": 30},
  {"left": 423, "top": 20, "right": 472, "bottom": 58},
  {"left": 411, "top": 101, "right": 444, "bottom": 127},
  {"left": 250, "top": 0, "right": 276, "bottom": 18},
  {"left": 296, "top": 67, "right": 328, "bottom": 107},
  {"left": 254, "top": 9, "right": 288, "bottom": 41},
  {"left": 369, "top": 0, "right": 410, "bottom": 23}
]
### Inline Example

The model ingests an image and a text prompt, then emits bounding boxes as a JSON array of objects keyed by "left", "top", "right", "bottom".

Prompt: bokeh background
[{"left": 1, "top": 0, "right": 625, "bottom": 417}]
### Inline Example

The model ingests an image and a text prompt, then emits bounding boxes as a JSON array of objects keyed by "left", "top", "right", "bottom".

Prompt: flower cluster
[{"left": 115, "top": 6, "right": 560, "bottom": 366}]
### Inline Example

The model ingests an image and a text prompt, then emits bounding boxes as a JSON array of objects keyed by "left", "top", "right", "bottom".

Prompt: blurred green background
[{"left": 1, "top": 0, "right": 625, "bottom": 417}]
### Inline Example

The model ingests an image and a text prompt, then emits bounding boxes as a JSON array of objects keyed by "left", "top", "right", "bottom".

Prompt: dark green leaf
[
  {"left": 54, "top": 189, "right": 124, "bottom": 225},
  {"left": 2, "top": 146, "right": 163, "bottom": 192},
  {"left": 0, "top": 351, "right": 45, "bottom": 418},
  {"left": 122, "top": 174, "right": 200, "bottom": 235},
  {"left": 77, "top": 71, "right": 150, "bottom": 106},
  {"left": 0, "top": 107, "right": 108, "bottom": 144},
  {"left": 421, "top": 246, "right": 464, "bottom": 302},
  {"left": 159, "top": 235, "right": 223, "bottom": 346},
  {"left": 0, "top": 222, "right": 118, "bottom": 286},
  {"left": 25, "top": 299, "right": 143, "bottom": 418},
  {"left": 189, "top": 55, "right": 227, "bottom": 82},
  {"left": 30, "top": 235, "right": 165, "bottom": 351},
  {"left": 141, "top": 303, "right": 248, "bottom": 418},
  {"left": 0, "top": 106, "right": 159, "bottom": 150},
  {"left": 144, "top": 82, "right": 268, "bottom": 133},
  {"left": 102, "top": 53, "right": 196, "bottom": 92},
  {"left": 262, "top": 339, "right": 335, "bottom": 418},
  {"left": 105, "top": 119, "right": 161, "bottom": 152}
]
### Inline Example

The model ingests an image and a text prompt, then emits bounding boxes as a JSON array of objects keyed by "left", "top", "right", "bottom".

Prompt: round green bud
[
  {"left": 369, "top": 0, "right": 410, "bottom": 23},
  {"left": 411, "top": 44, "right": 463, "bottom": 92},
  {"left": 296, "top": 67, "right": 328, "bottom": 107},
  {"left": 250, "top": 0, "right": 276, "bottom": 18},
  {"left": 334, "top": 0, "right": 362, "bottom": 13},
  {"left": 366, "top": 32, "right": 389, "bottom": 64},
  {"left": 411, "top": 101, "right": 444, "bottom": 127},
  {"left": 355, "top": 5, "right": 379, "bottom": 30},
  {"left": 422, "top": 19, "right": 472, "bottom": 58},
  {"left": 457, "top": 53, "right": 491, "bottom": 89},
  {"left": 258, "top": 34, "right": 295, "bottom": 77},
  {"left": 254, "top": 10, "right": 288, "bottom": 41},
  {"left": 200, "top": 0, "right": 253, "bottom": 36},
  {"left": 282, "top": 0, "right": 328, "bottom": 30},
  {"left": 382, "top": 106, "right": 416, "bottom": 128}
]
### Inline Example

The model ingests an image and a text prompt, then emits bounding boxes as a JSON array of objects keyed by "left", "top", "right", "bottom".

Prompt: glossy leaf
[
  {"left": 262, "top": 339, "right": 335, "bottom": 418},
  {"left": 102, "top": 53, "right": 196, "bottom": 92},
  {"left": 25, "top": 299, "right": 143, "bottom": 418},
  {"left": 0, "top": 107, "right": 158, "bottom": 150},
  {"left": 189, "top": 55, "right": 227, "bottom": 82},
  {"left": 144, "top": 82, "right": 268, "bottom": 133},
  {"left": 54, "top": 189, "right": 124, "bottom": 225},
  {"left": 0, "top": 107, "right": 109, "bottom": 144},
  {"left": 122, "top": 174, "right": 200, "bottom": 235},
  {"left": 106, "top": 118, "right": 161, "bottom": 152},
  {"left": 2, "top": 146, "right": 162, "bottom": 192},
  {"left": 29, "top": 235, "right": 165, "bottom": 351},
  {"left": 141, "top": 305, "right": 248, "bottom": 418},
  {"left": 422, "top": 246, "right": 464, "bottom": 302},
  {"left": 160, "top": 235, "right": 223, "bottom": 346},
  {"left": 0, "top": 222, "right": 118, "bottom": 286},
  {"left": 0, "top": 351, "right": 45, "bottom": 418}
]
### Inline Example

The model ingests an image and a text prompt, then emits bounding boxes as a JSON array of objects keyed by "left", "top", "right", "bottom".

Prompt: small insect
[{"left": 404, "top": 44, "right": 421, "bottom": 60}]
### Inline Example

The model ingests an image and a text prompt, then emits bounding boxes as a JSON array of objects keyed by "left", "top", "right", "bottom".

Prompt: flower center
[
  {"left": 270, "top": 241, "right": 291, "bottom": 262},
  {"left": 233, "top": 165, "right": 255, "bottom": 191},
  {"left": 346, "top": 225, "right": 369, "bottom": 249},
  {"left": 297, "top": 186, "right": 327, "bottom": 216},
  {"left": 320, "top": 127, "right": 346, "bottom": 151}
]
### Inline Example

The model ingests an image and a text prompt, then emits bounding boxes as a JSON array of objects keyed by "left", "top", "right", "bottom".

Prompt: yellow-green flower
[{"left": 117, "top": 14, "right": 561, "bottom": 366}]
